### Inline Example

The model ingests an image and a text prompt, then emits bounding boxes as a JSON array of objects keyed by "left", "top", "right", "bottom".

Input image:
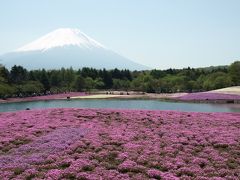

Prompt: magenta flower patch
[
  {"left": 0, "top": 108, "right": 239, "bottom": 179},
  {"left": 178, "top": 92, "right": 240, "bottom": 101},
  {"left": 0, "top": 92, "right": 86, "bottom": 103}
]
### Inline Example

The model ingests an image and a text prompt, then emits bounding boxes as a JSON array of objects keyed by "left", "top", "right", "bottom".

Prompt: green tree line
[{"left": 0, "top": 61, "right": 239, "bottom": 98}]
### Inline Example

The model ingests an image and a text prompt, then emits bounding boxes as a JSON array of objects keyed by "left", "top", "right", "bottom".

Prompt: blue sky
[{"left": 1, "top": 0, "right": 240, "bottom": 69}]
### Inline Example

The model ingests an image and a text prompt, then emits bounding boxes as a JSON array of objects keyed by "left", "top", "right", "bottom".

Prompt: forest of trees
[{"left": 0, "top": 61, "right": 239, "bottom": 98}]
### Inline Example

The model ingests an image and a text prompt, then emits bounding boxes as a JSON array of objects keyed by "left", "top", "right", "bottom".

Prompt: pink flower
[
  {"left": 45, "top": 169, "right": 62, "bottom": 179},
  {"left": 118, "top": 160, "right": 137, "bottom": 172}
]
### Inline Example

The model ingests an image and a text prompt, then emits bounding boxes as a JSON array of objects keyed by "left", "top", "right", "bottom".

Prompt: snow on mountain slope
[
  {"left": 15, "top": 28, "right": 106, "bottom": 52},
  {"left": 1, "top": 28, "right": 149, "bottom": 70}
]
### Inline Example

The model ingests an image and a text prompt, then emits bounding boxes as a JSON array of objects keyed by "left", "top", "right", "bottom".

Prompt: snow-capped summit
[
  {"left": 16, "top": 28, "right": 106, "bottom": 52},
  {"left": 1, "top": 28, "right": 149, "bottom": 70}
]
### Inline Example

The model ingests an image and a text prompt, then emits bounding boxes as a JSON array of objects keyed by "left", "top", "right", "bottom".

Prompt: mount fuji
[{"left": 0, "top": 28, "right": 149, "bottom": 70}]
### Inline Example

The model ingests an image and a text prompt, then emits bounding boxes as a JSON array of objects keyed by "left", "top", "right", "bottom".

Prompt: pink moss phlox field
[
  {"left": 0, "top": 108, "right": 240, "bottom": 179},
  {"left": 0, "top": 92, "right": 86, "bottom": 103},
  {"left": 178, "top": 92, "right": 240, "bottom": 101}
]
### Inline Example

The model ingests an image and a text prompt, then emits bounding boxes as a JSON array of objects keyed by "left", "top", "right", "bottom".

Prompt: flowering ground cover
[
  {"left": 178, "top": 92, "right": 240, "bottom": 101},
  {"left": 0, "top": 108, "right": 239, "bottom": 179},
  {"left": 71, "top": 94, "right": 121, "bottom": 99},
  {"left": 0, "top": 92, "right": 86, "bottom": 103}
]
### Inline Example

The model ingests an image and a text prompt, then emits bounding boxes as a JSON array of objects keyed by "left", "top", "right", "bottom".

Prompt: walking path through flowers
[{"left": 0, "top": 108, "right": 239, "bottom": 179}]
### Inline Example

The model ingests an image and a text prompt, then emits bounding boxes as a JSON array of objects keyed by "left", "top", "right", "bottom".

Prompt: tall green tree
[
  {"left": 0, "top": 65, "right": 9, "bottom": 83},
  {"left": 10, "top": 65, "right": 28, "bottom": 84},
  {"left": 85, "top": 77, "right": 95, "bottom": 92},
  {"left": 64, "top": 67, "right": 75, "bottom": 90},
  {"left": 40, "top": 69, "right": 50, "bottom": 92},
  {"left": 74, "top": 75, "right": 85, "bottom": 91},
  {"left": 229, "top": 61, "right": 240, "bottom": 85},
  {"left": 102, "top": 69, "right": 113, "bottom": 88},
  {"left": 50, "top": 70, "right": 62, "bottom": 87}
]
